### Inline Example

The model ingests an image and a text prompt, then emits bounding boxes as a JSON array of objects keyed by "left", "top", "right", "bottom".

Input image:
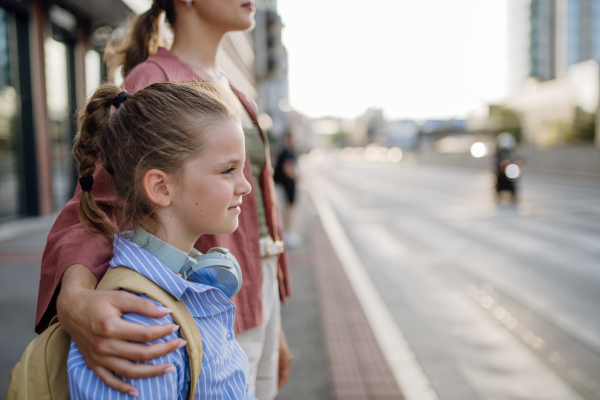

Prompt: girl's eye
[{"left": 222, "top": 167, "right": 235, "bottom": 175}]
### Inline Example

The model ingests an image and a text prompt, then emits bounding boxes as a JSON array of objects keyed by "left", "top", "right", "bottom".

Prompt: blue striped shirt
[{"left": 67, "top": 231, "right": 256, "bottom": 400}]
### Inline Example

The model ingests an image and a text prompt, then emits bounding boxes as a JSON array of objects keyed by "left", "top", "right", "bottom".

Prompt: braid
[{"left": 72, "top": 84, "right": 123, "bottom": 238}]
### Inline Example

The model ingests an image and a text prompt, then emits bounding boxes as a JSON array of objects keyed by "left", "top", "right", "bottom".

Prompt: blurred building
[
  {"left": 385, "top": 120, "right": 420, "bottom": 150},
  {"left": 218, "top": 31, "right": 257, "bottom": 102},
  {"left": 253, "top": 0, "right": 289, "bottom": 138},
  {"left": 0, "top": 0, "right": 132, "bottom": 222},
  {"left": 506, "top": 0, "right": 600, "bottom": 147},
  {"left": 350, "top": 108, "right": 419, "bottom": 149}
]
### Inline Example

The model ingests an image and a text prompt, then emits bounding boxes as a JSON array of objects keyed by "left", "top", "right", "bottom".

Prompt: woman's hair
[
  {"left": 73, "top": 81, "right": 238, "bottom": 238},
  {"left": 104, "top": 0, "right": 175, "bottom": 79}
]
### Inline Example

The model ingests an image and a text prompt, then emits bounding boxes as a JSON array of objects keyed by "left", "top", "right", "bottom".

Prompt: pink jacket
[{"left": 36, "top": 48, "right": 291, "bottom": 334}]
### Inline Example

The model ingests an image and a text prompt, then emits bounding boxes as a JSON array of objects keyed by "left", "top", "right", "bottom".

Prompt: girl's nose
[{"left": 237, "top": 175, "right": 252, "bottom": 196}]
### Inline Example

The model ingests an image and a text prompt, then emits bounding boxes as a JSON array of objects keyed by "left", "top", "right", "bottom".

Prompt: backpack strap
[{"left": 97, "top": 267, "right": 202, "bottom": 400}]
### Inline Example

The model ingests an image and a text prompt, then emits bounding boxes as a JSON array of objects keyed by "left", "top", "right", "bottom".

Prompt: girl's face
[
  {"left": 192, "top": 0, "right": 255, "bottom": 32},
  {"left": 169, "top": 119, "right": 251, "bottom": 241}
]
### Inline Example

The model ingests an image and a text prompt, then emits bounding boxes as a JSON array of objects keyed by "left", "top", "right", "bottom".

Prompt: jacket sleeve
[{"left": 35, "top": 165, "right": 119, "bottom": 333}]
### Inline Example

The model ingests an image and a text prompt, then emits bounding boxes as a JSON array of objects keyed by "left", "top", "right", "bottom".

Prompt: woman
[{"left": 36, "top": 1, "right": 292, "bottom": 399}]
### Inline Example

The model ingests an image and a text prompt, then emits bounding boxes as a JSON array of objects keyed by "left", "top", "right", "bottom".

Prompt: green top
[{"left": 243, "top": 125, "right": 269, "bottom": 238}]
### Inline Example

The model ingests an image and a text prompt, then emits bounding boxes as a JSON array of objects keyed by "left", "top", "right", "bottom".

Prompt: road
[
  {"left": 305, "top": 159, "right": 600, "bottom": 400},
  {"left": 1, "top": 161, "right": 599, "bottom": 400}
]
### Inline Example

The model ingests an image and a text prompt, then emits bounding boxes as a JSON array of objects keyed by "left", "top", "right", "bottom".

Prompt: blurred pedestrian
[
  {"left": 274, "top": 132, "right": 301, "bottom": 248},
  {"left": 35, "top": 1, "right": 292, "bottom": 399},
  {"left": 494, "top": 132, "right": 520, "bottom": 202}
]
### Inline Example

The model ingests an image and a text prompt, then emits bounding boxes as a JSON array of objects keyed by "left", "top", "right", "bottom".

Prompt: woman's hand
[
  {"left": 277, "top": 328, "right": 294, "bottom": 389},
  {"left": 57, "top": 264, "right": 185, "bottom": 396}
]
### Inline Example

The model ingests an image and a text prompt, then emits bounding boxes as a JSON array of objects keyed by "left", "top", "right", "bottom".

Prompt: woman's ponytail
[
  {"left": 104, "top": 0, "right": 175, "bottom": 80},
  {"left": 72, "top": 84, "right": 123, "bottom": 238}
]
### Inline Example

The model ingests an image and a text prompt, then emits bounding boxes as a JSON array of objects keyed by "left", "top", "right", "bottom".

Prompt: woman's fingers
[
  {"left": 93, "top": 365, "right": 139, "bottom": 396},
  {"left": 99, "top": 316, "right": 180, "bottom": 343},
  {"left": 96, "top": 336, "right": 186, "bottom": 362},
  {"left": 100, "top": 357, "right": 177, "bottom": 381},
  {"left": 109, "top": 290, "right": 173, "bottom": 318}
]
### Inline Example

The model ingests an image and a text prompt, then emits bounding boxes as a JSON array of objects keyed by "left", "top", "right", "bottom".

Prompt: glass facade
[
  {"left": 530, "top": 0, "right": 557, "bottom": 81},
  {"left": 566, "top": 0, "right": 600, "bottom": 66},
  {"left": 567, "top": 0, "right": 580, "bottom": 66},
  {"left": 593, "top": 0, "right": 600, "bottom": 60},
  {"left": 0, "top": 1, "right": 128, "bottom": 221},
  {"left": 44, "top": 37, "right": 73, "bottom": 209},
  {"left": 0, "top": 7, "right": 20, "bottom": 220}
]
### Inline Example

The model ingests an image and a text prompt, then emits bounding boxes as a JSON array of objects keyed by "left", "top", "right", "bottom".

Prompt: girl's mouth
[{"left": 228, "top": 203, "right": 242, "bottom": 212}]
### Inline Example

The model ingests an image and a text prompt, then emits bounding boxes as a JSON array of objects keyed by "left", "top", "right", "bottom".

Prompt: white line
[{"left": 308, "top": 180, "right": 439, "bottom": 400}]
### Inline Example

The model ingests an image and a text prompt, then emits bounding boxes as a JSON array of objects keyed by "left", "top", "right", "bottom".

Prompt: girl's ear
[{"left": 143, "top": 169, "right": 172, "bottom": 207}]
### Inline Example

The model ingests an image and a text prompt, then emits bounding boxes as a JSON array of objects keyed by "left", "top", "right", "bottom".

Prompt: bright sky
[{"left": 277, "top": 0, "right": 507, "bottom": 120}]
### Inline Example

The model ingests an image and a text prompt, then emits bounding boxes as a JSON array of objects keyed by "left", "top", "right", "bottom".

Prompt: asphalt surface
[
  {"left": 306, "top": 160, "right": 600, "bottom": 400},
  {"left": 0, "top": 227, "right": 46, "bottom": 399}
]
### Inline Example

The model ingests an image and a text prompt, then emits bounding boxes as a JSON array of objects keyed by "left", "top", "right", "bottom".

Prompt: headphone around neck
[{"left": 180, "top": 247, "right": 242, "bottom": 298}]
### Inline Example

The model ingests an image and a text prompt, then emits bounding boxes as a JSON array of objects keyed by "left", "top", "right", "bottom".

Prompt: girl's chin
[{"left": 213, "top": 219, "right": 240, "bottom": 235}]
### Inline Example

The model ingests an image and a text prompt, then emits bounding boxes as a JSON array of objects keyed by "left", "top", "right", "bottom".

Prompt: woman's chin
[{"left": 230, "top": 16, "right": 254, "bottom": 31}]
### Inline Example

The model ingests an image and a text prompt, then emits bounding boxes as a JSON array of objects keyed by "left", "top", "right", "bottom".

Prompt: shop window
[
  {"left": 0, "top": 8, "right": 20, "bottom": 220},
  {"left": 44, "top": 37, "right": 72, "bottom": 208},
  {"left": 85, "top": 49, "right": 101, "bottom": 97}
]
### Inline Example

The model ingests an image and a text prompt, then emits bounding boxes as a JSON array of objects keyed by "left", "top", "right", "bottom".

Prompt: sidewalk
[
  {"left": 277, "top": 188, "right": 404, "bottom": 400},
  {"left": 0, "top": 215, "right": 53, "bottom": 397},
  {"left": 0, "top": 190, "right": 405, "bottom": 400}
]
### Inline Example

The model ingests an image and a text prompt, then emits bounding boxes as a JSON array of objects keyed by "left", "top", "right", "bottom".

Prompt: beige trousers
[{"left": 236, "top": 255, "right": 281, "bottom": 400}]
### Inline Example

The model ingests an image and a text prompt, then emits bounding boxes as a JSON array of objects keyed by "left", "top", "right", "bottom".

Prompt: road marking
[
  {"left": 309, "top": 180, "right": 439, "bottom": 400},
  {"left": 465, "top": 281, "right": 600, "bottom": 399}
]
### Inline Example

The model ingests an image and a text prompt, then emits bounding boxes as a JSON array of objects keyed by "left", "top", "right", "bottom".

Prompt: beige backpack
[{"left": 7, "top": 266, "right": 203, "bottom": 400}]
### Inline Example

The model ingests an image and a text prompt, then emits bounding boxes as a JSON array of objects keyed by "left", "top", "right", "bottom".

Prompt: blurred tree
[
  {"left": 489, "top": 106, "right": 522, "bottom": 144},
  {"left": 330, "top": 129, "right": 348, "bottom": 147},
  {"left": 566, "top": 107, "right": 595, "bottom": 143}
]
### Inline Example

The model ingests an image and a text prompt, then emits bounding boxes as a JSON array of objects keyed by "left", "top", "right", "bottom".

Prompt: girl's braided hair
[{"left": 73, "top": 81, "right": 238, "bottom": 238}]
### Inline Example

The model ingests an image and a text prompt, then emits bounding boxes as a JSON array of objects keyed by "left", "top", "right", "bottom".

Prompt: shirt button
[{"left": 227, "top": 333, "right": 232, "bottom": 341}]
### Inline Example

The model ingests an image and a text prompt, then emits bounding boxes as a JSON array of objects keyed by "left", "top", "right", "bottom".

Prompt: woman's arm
[
  {"left": 277, "top": 327, "right": 293, "bottom": 389},
  {"left": 59, "top": 264, "right": 186, "bottom": 395},
  {"left": 67, "top": 294, "right": 188, "bottom": 399},
  {"left": 39, "top": 166, "right": 182, "bottom": 394}
]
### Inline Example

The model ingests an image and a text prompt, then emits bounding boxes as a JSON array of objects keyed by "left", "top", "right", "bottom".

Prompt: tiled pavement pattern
[{"left": 309, "top": 219, "right": 404, "bottom": 400}]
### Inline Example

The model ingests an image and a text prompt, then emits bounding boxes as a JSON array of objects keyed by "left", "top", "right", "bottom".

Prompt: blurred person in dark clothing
[
  {"left": 495, "top": 132, "right": 521, "bottom": 202},
  {"left": 274, "top": 132, "right": 301, "bottom": 247}
]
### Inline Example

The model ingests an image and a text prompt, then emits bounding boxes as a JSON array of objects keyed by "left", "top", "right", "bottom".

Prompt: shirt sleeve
[
  {"left": 67, "top": 294, "right": 189, "bottom": 400},
  {"left": 36, "top": 165, "right": 120, "bottom": 333}
]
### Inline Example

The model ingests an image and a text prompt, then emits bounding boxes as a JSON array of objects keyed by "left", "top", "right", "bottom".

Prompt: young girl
[{"left": 66, "top": 81, "right": 254, "bottom": 399}]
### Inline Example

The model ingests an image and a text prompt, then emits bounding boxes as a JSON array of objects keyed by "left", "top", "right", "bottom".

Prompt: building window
[
  {"left": 0, "top": 7, "right": 20, "bottom": 220},
  {"left": 44, "top": 37, "right": 72, "bottom": 209},
  {"left": 85, "top": 49, "right": 101, "bottom": 97}
]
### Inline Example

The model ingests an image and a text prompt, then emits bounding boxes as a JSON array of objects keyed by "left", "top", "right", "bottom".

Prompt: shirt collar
[
  {"left": 130, "top": 227, "right": 201, "bottom": 276},
  {"left": 110, "top": 233, "right": 233, "bottom": 314}
]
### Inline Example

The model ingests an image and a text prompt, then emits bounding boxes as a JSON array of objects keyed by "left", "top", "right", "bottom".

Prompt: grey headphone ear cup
[{"left": 198, "top": 248, "right": 243, "bottom": 296}]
